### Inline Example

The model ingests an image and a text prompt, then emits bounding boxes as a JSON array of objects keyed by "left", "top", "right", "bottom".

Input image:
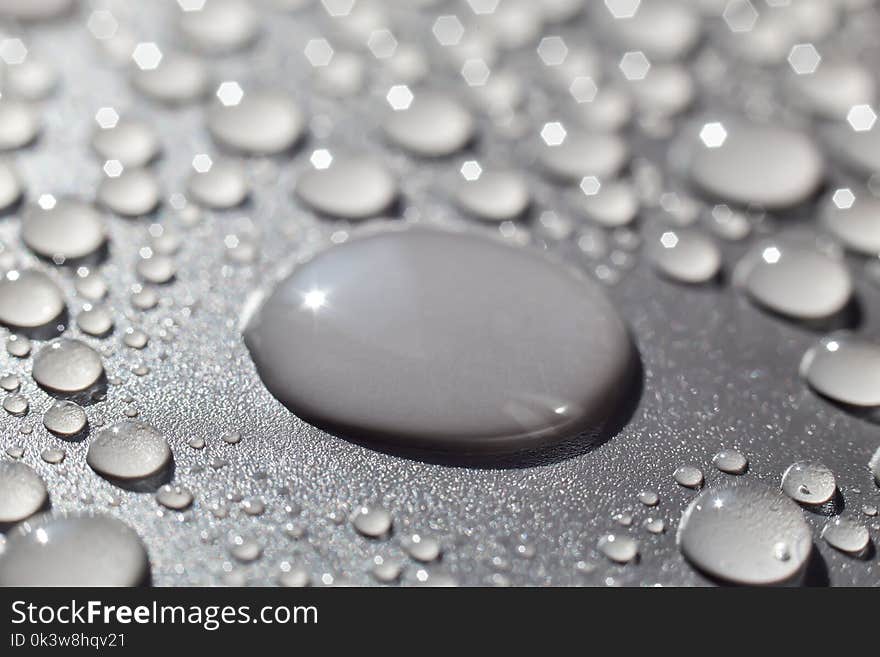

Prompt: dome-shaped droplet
[
  {"left": 384, "top": 92, "right": 474, "bottom": 157},
  {"left": 781, "top": 461, "right": 836, "bottom": 506},
  {"left": 712, "top": 449, "right": 748, "bottom": 475},
  {"left": 597, "top": 533, "right": 639, "bottom": 564},
  {"left": 649, "top": 230, "right": 721, "bottom": 284},
  {"left": 178, "top": 0, "right": 259, "bottom": 54},
  {"left": 295, "top": 155, "right": 397, "bottom": 219},
  {"left": 574, "top": 181, "right": 638, "bottom": 228},
  {"left": 821, "top": 518, "right": 870, "bottom": 555},
  {"left": 677, "top": 482, "right": 812, "bottom": 585},
  {"left": 0, "top": 100, "right": 40, "bottom": 151},
  {"left": 131, "top": 52, "right": 210, "bottom": 105},
  {"left": 351, "top": 505, "right": 393, "bottom": 538},
  {"left": 820, "top": 187, "right": 880, "bottom": 255},
  {"left": 454, "top": 169, "right": 530, "bottom": 222},
  {"left": 601, "top": 0, "right": 700, "bottom": 61},
  {"left": 870, "top": 447, "right": 880, "bottom": 486},
  {"left": 187, "top": 158, "right": 249, "bottom": 209},
  {"left": 207, "top": 91, "right": 305, "bottom": 155},
  {"left": 674, "top": 464, "right": 704, "bottom": 488},
  {"left": 683, "top": 119, "right": 823, "bottom": 209},
  {"left": 0, "top": 0, "right": 73, "bottom": 21},
  {"left": 789, "top": 61, "right": 875, "bottom": 121},
  {"left": 87, "top": 420, "right": 172, "bottom": 482},
  {"left": 97, "top": 168, "right": 161, "bottom": 217},
  {"left": 0, "top": 461, "right": 47, "bottom": 523},
  {"left": 800, "top": 333, "right": 880, "bottom": 407},
  {"left": 32, "top": 338, "right": 105, "bottom": 393},
  {"left": 0, "top": 514, "right": 149, "bottom": 586},
  {"left": 539, "top": 130, "right": 628, "bottom": 184},
  {"left": 76, "top": 305, "right": 113, "bottom": 336},
  {"left": 0, "top": 160, "right": 23, "bottom": 212},
  {"left": 403, "top": 534, "right": 441, "bottom": 563},
  {"left": 22, "top": 199, "right": 107, "bottom": 262},
  {"left": 43, "top": 400, "right": 87, "bottom": 436},
  {"left": 92, "top": 120, "right": 160, "bottom": 168},
  {"left": 734, "top": 238, "right": 852, "bottom": 321},
  {"left": 243, "top": 228, "right": 636, "bottom": 453},
  {"left": 5, "top": 57, "right": 58, "bottom": 101},
  {"left": 0, "top": 270, "right": 65, "bottom": 329},
  {"left": 156, "top": 484, "right": 193, "bottom": 510},
  {"left": 629, "top": 65, "right": 695, "bottom": 118}
]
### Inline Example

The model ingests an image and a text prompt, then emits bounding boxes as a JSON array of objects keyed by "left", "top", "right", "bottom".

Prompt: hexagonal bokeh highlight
[
  {"left": 132, "top": 42, "right": 163, "bottom": 71},
  {"left": 537, "top": 36, "right": 568, "bottom": 67},
  {"left": 540, "top": 121, "right": 567, "bottom": 146},
  {"left": 619, "top": 51, "right": 650, "bottom": 81},
  {"left": 723, "top": 0, "right": 759, "bottom": 33},
  {"left": 386, "top": 84, "right": 414, "bottom": 111},
  {"left": 847, "top": 104, "right": 877, "bottom": 132},
  {"left": 605, "top": 0, "right": 641, "bottom": 19},
  {"left": 787, "top": 43, "right": 821, "bottom": 75},
  {"left": 216, "top": 81, "right": 244, "bottom": 106},
  {"left": 433, "top": 15, "right": 464, "bottom": 46},
  {"left": 699, "top": 122, "right": 728, "bottom": 148}
]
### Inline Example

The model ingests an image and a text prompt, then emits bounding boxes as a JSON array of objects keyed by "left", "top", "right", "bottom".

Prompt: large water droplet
[
  {"left": 207, "top": 91, "right": 305, "bottom": 155},
  {"left": 821, "top": 518, "right": 870, "bottom": 555},
  {"left": 0, "top": 270, "right": 65, "bottom": 329},
  {"left": 734, "top": 238, "right": 852, "bottom": 321},
  {"left": 539, "top": 130, "right": 628, "bottom": 184},
  {"left": 0, "top": 514, "right": 150, "bottom": 586},
  {"left": 33, "top": 339, "right": 104, "bottom": 393},
  {"left": 781, "top": 461, "right": 837, "bottom": 506},
  {"left": 295, "top": 155, "right": 397, "bottom": 219},
  {"left": 22, "top": 199, "right": 107, "bottom": 262},
  {"left": 800, "top": 332, "right": 880, "bottom": 407},
  {"left": 0, "top": 461, "right": 47, "bottom": 523},
  {"left": 384, "top": 92, "right": 474, "bottom": 157},
  {"left": 683, "top": 119, "right": 823, "bottom": 209},
  {"left": 87, "top": 420, "right": 172, "bottom": 483},
  {"left": 131, "top": 52, "right": 210, "bottom": 105},
  {"left": 454, "top": 169, "right": 530, "bottom": 222},
  {"left": 92, "top": 120, "right": 160, "bottom": 168},
  {"left": 820, "top": 187, "right": 880, "bottom": 255},
  {"left": 649, "top": 230, "right": 721, "bottom": 284},
  {"left": 97, "top": 168, "right": 161, "bottom": 217},
  {"left": 677, "top": 482, "right": 812, "bottom": 585},
  {"left": 243, "top": 227, "right": 636, "bottom": 454},
  {"left": 43, "top": 400, "right": 87, "bottom": 436}
]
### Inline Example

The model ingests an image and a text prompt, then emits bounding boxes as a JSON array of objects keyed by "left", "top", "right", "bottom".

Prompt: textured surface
[{"left": 0, "top": 0, "right": 878, "bottom": 587}]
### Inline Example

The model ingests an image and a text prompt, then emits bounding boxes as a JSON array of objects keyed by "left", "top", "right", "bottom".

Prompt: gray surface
[{"left": 0, "top": 0, "right": 877, "bottom": 587}]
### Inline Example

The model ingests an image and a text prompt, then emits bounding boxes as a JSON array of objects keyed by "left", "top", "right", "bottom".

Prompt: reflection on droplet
[
  {"left": 0, "top": 514, "right": 149, "bottom": 586},
  {"left": 781, "top": 461, "right": 837, "bottom": 506},
  {"left": 678, "top": 482, "right": 811, "bottom": 585},
  {"left": 244, "top": 228, "right": 636, "bottom": 453}
]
